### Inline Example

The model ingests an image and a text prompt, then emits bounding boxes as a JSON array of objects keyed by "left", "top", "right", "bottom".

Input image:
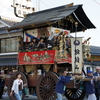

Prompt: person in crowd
[
  {"left": 37, "top": 38, "right": 46, "bottom": 50},
  {"left": 29, "top": 38, "right": 38, "bottom": 51},
  {"left": 10, "top": 74, "right": 27, "bottom": 100},
  {"left": 7, "top": 70, "right": 12, "bottom": 75},
  {"left": 55, "top": 69, "right": 75, "bottom": 100},
  {"left": 66, "top": 36, "right": 71, "bottom": 48},
  {"left": 66, "top": 36, "right": 71, "bottom": 49},
  {"left": 85, "top": 70, "right": 96, "bottom": 100},
  {"left": 0, "top": 70, "right": 6, "bottom": 99},
  {"left": 51, "top": 35, "right": 59, "bottom": 50},
  {"left": 93, "top": 66, "right": 100, "bottom": 100}
]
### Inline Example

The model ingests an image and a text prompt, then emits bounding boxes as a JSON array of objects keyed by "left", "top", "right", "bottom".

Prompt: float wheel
[
  {"left": 65, "top": 88, "right": 86, "bottom": 100},
  {"left": 36, "top": 71, "right": 58, "bottom": 100}
]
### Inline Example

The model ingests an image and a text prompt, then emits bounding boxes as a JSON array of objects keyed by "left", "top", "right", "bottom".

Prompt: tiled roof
[
  {"left": 0, "top": 16, "right": 22, "bottom": 27},
  {"left": 90, "top": 46, "right": 100, "bottom": 55},
  {"left": 8, "top": 4, "right": 95, "bottom": 31},
  {"left": 0, "top": 29, "right": 23, "bottom": 35},
  {"left": 0, "top": 57, "right": 18, "bottom": 66},
  {"left": 84, "top": 60, "right": 100, "bottom": 66}
]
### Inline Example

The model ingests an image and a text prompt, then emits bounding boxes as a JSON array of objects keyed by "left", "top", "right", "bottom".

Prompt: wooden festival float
[{"left": 5, "top": 3, "right": 96, "bottom": 100}]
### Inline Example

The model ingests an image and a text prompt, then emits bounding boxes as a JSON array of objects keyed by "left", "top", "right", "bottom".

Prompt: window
[{"left": 1, "top": 37, "right": 18, "bottom": 53}]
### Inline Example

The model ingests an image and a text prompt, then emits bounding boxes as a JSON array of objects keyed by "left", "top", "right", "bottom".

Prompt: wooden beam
[
  {"left": 88, "top": 55, "right": 100, "bottom": 61},
  {"left": 75, "top": 76, "right": 100, "bottom": 81},
  {"left": 53, "top": 62, "right": 57, "bottom": 73}
]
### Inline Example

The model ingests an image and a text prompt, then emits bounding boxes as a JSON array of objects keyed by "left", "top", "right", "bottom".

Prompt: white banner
[
  {"left": 71, "top": 37, "right": 83, "bottom": 74},
  {"left": 48, "top": 27, "right": 70, "bottom": 40}
]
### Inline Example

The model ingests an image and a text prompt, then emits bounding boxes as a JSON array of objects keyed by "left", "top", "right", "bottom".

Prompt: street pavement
[
  {"left": 0, "top": 95, "right": 67, "bottom": 100},
  {"left": 24, "top": 95, "right": 67, "bottom": 100},
  {"left": 0, "top": 95, "right": 87, "bottom": 100}
]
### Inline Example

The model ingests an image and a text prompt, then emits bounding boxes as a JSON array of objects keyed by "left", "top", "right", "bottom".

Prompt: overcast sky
[{"left": 0, "top": 0, "right": 100, "bottom": 46}]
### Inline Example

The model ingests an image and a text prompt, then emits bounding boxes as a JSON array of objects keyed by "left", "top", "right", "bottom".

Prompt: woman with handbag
[{"left": 10, "top": 74, "right": 27, "bottom": 100}]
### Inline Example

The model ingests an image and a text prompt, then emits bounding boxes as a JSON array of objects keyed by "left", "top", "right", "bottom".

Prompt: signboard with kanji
[{"left": 71, "top": 37, "right": 83, "bottom": 74}]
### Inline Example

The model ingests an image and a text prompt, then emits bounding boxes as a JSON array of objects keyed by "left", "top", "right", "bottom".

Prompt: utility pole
[
  {"left": 36, "top": 0, "right": 40, "bottom": 11},
  {"left": 38, "top": 0, "right": 40, "bottom": 11}
]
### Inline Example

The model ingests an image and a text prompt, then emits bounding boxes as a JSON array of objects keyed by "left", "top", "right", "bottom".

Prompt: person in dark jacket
[
  {"left": 29, "top": 38, "right": 38, "bottom": 51},
  {"left": 0, "top": 70, "right": 6, "bottom": 99},
  {"left": 85, "top": 70, "right": 96, "bottom": 100},
  {"left": 93, "top": 66, "right": 100, "bottom": 100},
  {"left": 55, "top": 69, "right": 75, "bottom": 100},
  {"left": 37, "top": 38, "right": 46, "bottom": 50}
]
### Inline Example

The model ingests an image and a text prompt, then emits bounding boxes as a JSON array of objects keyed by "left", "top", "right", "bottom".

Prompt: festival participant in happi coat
[
  {"left": 93, "top": 66, "right": 100, "bottom": 100},
  {"left": 85, "top": 70, "right": 96, "bottom": 100},
  {"left": 55, "top": 69, "right": 75, "bottom": 100}
]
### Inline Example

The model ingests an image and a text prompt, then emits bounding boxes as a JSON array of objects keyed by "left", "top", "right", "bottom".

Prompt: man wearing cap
[
  {"left": 0, "top": 70, "right": 6, "bottom": 99},
  {"left": 85, "top": 70, "right": 96, "bottom": 100},
  {"left": 93, "top": 67, "right": 100, "bottom": 100}
]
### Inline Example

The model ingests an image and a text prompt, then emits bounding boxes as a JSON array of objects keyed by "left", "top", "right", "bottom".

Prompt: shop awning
[{"left": 0, "top": 57, "right": 18, "bottom": 66}]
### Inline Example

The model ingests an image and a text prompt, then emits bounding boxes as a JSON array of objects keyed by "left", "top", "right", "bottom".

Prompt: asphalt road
[
  {"left": 1, "top": 95, "right": 67, "bottom": 100},
  {"left": 1, "top": 95, "right": 86, "bottom": 100}
]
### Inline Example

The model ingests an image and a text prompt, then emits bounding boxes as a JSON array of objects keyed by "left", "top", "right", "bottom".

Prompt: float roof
[{"left": 8, "top": 3, "right": 96, "bottom": 32}]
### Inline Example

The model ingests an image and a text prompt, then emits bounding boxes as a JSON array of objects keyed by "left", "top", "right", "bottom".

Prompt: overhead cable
[
  {"left": 40, "top": 0, "right": 49, "bottom": 8},
  {"left": 93, "top": 0, "right": 100, "bottom": 5}
]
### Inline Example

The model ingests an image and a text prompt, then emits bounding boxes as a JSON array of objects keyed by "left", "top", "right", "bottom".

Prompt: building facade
[
  {"left": 0, "top": 16, "right": 23, "bottom": 72},
  {"left": 84, "top": 46, "right": 100, "bottom": 73}
]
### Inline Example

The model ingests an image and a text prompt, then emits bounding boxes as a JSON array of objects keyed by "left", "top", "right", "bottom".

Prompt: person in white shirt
[{"left": 10, "top": 74, "right": 27, "bottom": 100}]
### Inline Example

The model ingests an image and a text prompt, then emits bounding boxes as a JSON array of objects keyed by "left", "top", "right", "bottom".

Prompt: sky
[{"left": 0, "top": 0, "right": 100, "bottom": 46}]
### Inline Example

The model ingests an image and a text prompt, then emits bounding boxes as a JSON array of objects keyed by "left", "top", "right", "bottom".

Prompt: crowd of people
[
  {"left": 0, "top": 66, "right": 100, "bottom": 100},
  {"left": 55, "top": 66, "right": 100, "bottom": 100},
  {"left": 20, "top": 35, "right": 71, "bottom": 52},
  {"left": 28, "top": 38, "right": 46, "bottom": 51}
]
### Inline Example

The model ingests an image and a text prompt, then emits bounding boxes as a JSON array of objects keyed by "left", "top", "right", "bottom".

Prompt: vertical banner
[{"left": 71, "top": 37, "right": 83, "bottom": 74}]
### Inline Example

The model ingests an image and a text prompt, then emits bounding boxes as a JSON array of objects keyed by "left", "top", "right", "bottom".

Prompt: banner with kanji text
[{"left": 71, "top": 37, "right": 83, "bottom": 74}]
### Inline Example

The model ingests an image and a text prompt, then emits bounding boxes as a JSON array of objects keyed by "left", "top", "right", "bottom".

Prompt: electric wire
[
  {"left": 0, "top": 3, "right": 13, "bottom": 13},
  {"left": 7, "top": 32, "right": 18, "bottom": 48},
  {"left": 40, "top": 0, "right": 49, "bottom": 8},
  {"left": 93, "top": 0, "right": 100, "bottom": 5},
  {"left": 2, "top": 12, "right": 14, "bottom": 16},
  {"left": 0, "top": 2, "right": 22, "bottom": 48}
]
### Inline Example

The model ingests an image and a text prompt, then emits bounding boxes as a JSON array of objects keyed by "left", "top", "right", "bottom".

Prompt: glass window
[{"left": 1, "top": 37, "right": 18, "bottom": 53}]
